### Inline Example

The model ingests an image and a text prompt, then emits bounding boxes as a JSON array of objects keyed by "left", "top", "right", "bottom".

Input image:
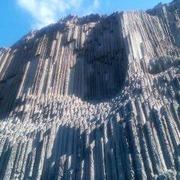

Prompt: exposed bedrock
[{"left": 0, "top": 0, "right": 179, "bottom": 180}]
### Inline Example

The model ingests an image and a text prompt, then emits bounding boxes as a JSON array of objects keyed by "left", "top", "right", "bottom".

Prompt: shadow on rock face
[
  {"left": 0, "top": 47, "right": 30, "bottom": 119},
  {"left": 70, "top": 14, "right": 128, "bottom": 102}
]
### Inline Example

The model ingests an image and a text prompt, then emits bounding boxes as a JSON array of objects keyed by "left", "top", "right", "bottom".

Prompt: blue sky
[{"left": 0, "top": 0, "right": 172, "bottom": 47}]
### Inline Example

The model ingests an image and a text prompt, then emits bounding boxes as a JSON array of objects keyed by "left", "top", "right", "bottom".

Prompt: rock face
[{"left": 0, "top": 0, "right": 179, "bottom": 179}]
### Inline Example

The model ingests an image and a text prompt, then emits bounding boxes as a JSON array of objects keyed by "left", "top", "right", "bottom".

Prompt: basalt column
[{"left": 0, "top": 0, "right": 179, "bottom": 180}]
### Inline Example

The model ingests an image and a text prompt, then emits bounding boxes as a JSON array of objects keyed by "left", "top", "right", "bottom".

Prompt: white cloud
[{"left": 17, "top": 0, "right": 100, "bottom": 28}]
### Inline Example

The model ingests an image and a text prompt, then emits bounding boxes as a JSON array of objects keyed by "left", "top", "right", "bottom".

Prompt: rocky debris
[{"left": 0, "top": 0, "right": 179, "bottom": 179}]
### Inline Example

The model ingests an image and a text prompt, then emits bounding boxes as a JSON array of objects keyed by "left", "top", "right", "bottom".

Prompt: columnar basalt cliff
[{"left": 0, "top": 0, "right": 179, "bottom": 179}]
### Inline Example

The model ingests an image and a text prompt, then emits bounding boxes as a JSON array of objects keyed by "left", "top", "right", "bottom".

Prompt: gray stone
[{"left": 0, "top": 0, "right": 179, "bottom": 179}]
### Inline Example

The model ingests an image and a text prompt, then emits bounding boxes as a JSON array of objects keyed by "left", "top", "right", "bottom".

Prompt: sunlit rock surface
[{"left": 0, "top": 0, "right": 179, "bottom": 179}]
